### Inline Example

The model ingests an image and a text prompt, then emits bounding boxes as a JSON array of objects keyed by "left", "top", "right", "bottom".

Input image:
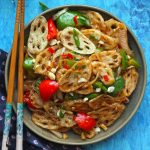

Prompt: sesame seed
[
  {"left": 51, "top": 68, "right": 57, "bottom": 73},
  {"left": 83, "top": 97, "right": 89, "bottom": 102},
  {"left": 107, "top": 86, "right": 115, "bottom": 93},
  {"left": 95, "top": 127, "right": 101, "bottom": 133},
  {"left": 78, "top": 78, "right": 87, "bottom": 83},
  {"left": 98, "top": 40, "right": 104, "bottom": 45},
  {"left": 49, "top": 39, "right": 57, "bottom": 46},
  {"left": 95, "top": 88, "right": 101, "bottom": 93}
]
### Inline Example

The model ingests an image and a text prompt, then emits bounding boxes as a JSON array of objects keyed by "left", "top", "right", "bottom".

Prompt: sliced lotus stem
[{"left": 50, "top": 130, "right": 63, "bottom": 139}]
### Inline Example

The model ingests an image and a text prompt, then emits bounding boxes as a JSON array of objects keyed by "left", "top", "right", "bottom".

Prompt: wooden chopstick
[
  {"left": 2, "top": 0, "right": 22, "bottom": 150},
  {"left": 16, "top": 0, "right": 24, "bottom": 149}
]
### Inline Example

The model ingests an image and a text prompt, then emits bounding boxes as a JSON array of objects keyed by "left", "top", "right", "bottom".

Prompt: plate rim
[{"left": 5, "top": 5, "right": 147, "bottom": 145}]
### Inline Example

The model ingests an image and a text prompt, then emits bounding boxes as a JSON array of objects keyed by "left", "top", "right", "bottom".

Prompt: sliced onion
[{"left": 52, "top": 8, "right": 68, "bottom": 21}]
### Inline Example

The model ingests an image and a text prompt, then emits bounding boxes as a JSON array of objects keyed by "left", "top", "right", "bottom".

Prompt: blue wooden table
[{"left": 0, "top": 0, "right": 149, "bottom": 149}]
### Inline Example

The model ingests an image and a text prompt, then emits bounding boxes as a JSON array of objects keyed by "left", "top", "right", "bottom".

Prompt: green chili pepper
[
  {"left": 89, "top": 34, "right": 99, "bottom": 41},
  {"left": 86, "top": 93, "right": 99, "bottom": 100},
  {"left": 23, "top": 57, "right": 34, "bottom": 70},
  {"left": 93, "top": 81, "right": 107, "bottom": 92},
  {"left": 128, "top": 58, "right": 140, "bottom": 68},
  {"left": 112, "top": 76, "right": 125, "bottom": 95},
  {"left": 120, "top": 49, "right": 128, "bottom": 70},
  {"left": 66, "top": 59, "right": 76, "bottom": 68},
  {"left": 56, "top": 10, "right": 90, "bottom": 30},
  {"left": 39, "top": 2, "right": 49, "bottom": 11},
  {"left": 73, "top": 29, "right": 80, "bottom": 49}
]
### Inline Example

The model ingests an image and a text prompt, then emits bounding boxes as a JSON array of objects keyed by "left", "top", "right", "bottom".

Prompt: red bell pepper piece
[
  {"left": 103, "top": 75, "right": 109, "bottom": 82},
  {"left": 61, "top": 53, "right": 74, "bottom": 59},
  {"left": 67, "top": 53, "right": 74, "bottom": 59},
  {"left": 48, "top": 47, "right": 55, "bottom": 54},
  {"left": 74, "top": 113, "right": 96, "bottom": 131},
  {"left": 73, "top": 16, "right": 78, "bottom": 26},
  {"left": 23, "top": 91, "right": 36, "bottom": 109},
  {"left": 47, "top": 18, "right": 57, "bottom": 41}
]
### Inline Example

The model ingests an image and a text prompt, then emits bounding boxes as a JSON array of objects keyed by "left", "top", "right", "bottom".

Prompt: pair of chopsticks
[{"left": 2, "top": 0, "right": 24, "bottom": 150}]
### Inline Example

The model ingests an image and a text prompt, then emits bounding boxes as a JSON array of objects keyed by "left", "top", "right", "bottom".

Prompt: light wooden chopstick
[
  {"left": 2, "top": 0, "right": 24, "bottom": 150},
  {"left": 16, "top": 0, "right": 24, "bottom": 149}
]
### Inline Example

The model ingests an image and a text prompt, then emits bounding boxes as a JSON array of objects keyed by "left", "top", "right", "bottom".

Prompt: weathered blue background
[{"left": 0, "top": 0, "right": 149, "bottom": 150}]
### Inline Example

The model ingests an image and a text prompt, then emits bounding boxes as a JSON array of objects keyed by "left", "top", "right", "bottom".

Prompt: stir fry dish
[{"left": 24, "top": 9, "right": 140, "bottom": 140}]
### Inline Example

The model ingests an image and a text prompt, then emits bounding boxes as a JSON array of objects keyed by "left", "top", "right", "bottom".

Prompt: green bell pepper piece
[
  {"left": 128, "top": 58, "right": 140, "bottom": 68},
  {"left": 120, "top": 49, "right": 128, "bottom": 70},
  {"left": 23, "top": 57, "right": 34, "bottom": 70},
  {"left": 93, "top": 81, "right": 107, "bottom": 92},
  {"left": 86, "top": 93, "right": 99, "bottom": 100},
  {"left": 112, "top": 76, "right": 125, "bottom": 95},
  {"left": 66, "top": 59, "right": 76, "bottom": 68},
  {"left": 39, "top": 2, "right": 49, "bottom": 11},
  {"left": 56, "top": 10, "right": 90, "bottom": 30}
]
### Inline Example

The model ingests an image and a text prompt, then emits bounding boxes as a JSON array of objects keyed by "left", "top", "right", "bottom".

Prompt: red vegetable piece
[
  {"left": 103, "top": 75, "right": 109, "bottom": 82},
  {"left": 61, "top": 53, "right": 68, "bottom": 59},
  {"left": 61, "top": 53, "right": 74, "bottom": 59},
  {"left": 47, "top": 18, "right": 57, "bottom": 41},
  {"left": 73, "top": 15, "right": 78, "bottom": 26},
  {"left": 64, "top": 64, "right": 70, "bottom": 70},
  {"left": 74, "top": 113, "right": 96, "bottom": 131},
  {"left": 48, "top": 47, "right": 55, "bottom": 54},
  {"left": 39, "top": 80, "right": 59, "bottom": 101},
  {"left": 23, "top": 91, "right": 36, "bottom": 109},
  {"left": 67, "top": 53, "right": 74, "bottom": 59}
]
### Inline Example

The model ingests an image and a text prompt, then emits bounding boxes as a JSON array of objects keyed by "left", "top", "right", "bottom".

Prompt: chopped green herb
[
  {"left": 57, "top": 109, "right": 65, "bottom": 118},
  {"left": 93, "top": 81, "right": 107, "bottom": 92},
  {"left": 81, "top": 65, "right": 86, "bottom": 69},
  {"left": 86, "top": 93, "right": 99, "bottom": 100},
  {"left": 96, "top": 48, "right": 103, "bottom": 52},
  {"left": 39, "top": 2, "right": 49, "bottom": 11},
  {"left": 73, "top": 29, "right": 80, "bottom": 49},
  {"left": 111, "top": 76, "right": 125, "bottom": 96},
  {"left": 90, "top": 34, "right": 99, "bottom": 41},
  {"left": 128, "top": 58, "right": 140, "bottom": 68},
  {"left": 66, "top": 59, "right": 76, "bottom": 68}
]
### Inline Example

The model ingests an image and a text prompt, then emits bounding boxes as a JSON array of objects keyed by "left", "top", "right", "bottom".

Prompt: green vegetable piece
[
  {"left": 56, "top": 10, "right": 90, "bottom": 30},
  {"left": 96, "top": 48, "right": 103, "bottom": 52},
  {"left": 66, "top": 59, "right": 76, "bottom": 68},
  {"left": 86, "top": 93, "right": 99, "bottom": 100},
  {"left": 57, "top": 109, "right": 65, "bottom": 118},
  {"left": 90, "top": 34, "right": 99, "bottom": 41},
  {"left": 128, "top": 58, "right": 140, "bottom": 68},
  {"left": 23, "top": 57, "right": 34, "bottom": 70},
  {"left": 73, "top": 29, "right": 80, "bottom": 49},
  {"left": 39, "top": 2, "right": 49, "bottom": 11},
  {"left": 112, "top": 76, "right": 125, "bottom": 95},
  {"left": 93, "top": 81, "right": 107, "bottom": 92},
  {"left": 120, "top": 49, "right": 128, "bottom": 70}
]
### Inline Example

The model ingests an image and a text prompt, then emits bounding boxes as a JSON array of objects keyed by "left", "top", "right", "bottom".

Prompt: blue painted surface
[{"left": 0, "top": 0, "right": 149, "bottom": 149}]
